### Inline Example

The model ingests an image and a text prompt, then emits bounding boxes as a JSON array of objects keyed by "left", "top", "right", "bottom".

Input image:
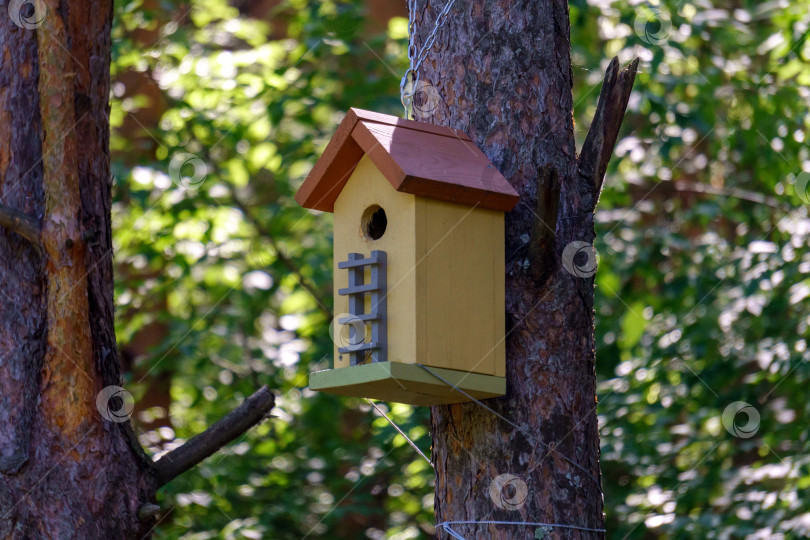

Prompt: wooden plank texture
[
  {"left": 416, "top": 199, "right": 504, "bottom": 376},
  {"left": 332, "top": 155, "right": 418, "bottom": 369},
  {"left": 354, "top": 121, "right": 519, "bottom": 212},
  {"left": 295, "top": 107, "right": 520, "bottom": 213},
  {"left": 349, "top": 107, "right": 472, "bottom": 141},
  {"left": 309, "top": 361, "right": 506, "bottom": 406},
  {"left": 294, "top": 108, "right": 365, "bottom": 212}
]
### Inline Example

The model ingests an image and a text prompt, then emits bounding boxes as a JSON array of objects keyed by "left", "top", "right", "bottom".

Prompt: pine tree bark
[
  {"left": 413, "top": 2, "right": 632, "bottom": 538},
  {"left": 0, "top": 1, "right": 159, "bottom": 537},
  {"left": 1, "top": 5, "right": 275, "bottom": 531}
]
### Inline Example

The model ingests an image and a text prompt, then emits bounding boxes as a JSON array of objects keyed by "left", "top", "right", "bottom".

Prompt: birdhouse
[{"left": 296, "top": 109, "right": 519, "bottom": 405}]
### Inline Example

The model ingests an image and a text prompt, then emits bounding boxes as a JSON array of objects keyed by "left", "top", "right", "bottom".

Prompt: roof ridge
[
  {"left": 348, "top": 108, "right": 472, "bottom": 141},
  {"left": 295, "top": 108, "right": 519, "bottom": 213}
]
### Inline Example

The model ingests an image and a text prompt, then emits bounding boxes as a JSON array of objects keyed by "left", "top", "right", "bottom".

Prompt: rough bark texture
[
  {"left": 0, "top": 2, "right": 155, "bottom": 537},
  {"left": 0, "top": 3, "right": 279, "bottom": 534},
  {"left": 416, "top": 1, "right": 610, "bottom": 538},
  {"left": 0, "top": 2, "right": 285, "bottom": 537}
]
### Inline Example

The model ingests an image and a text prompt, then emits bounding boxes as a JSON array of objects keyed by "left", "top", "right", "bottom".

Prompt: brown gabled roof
[{"left": 294, "top": 108, "right": 520, "bottom": 213}]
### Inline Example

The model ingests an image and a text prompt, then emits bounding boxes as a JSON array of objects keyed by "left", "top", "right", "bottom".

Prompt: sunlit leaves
[
  {"left": 111, "top": 0, "right": 429, "bottom": 538},
  {"left": 580, "top": 0, "right": 810, "bottom": 536},
  {"left": 106, "top": 0, "right": 810, "bottom": 537}
]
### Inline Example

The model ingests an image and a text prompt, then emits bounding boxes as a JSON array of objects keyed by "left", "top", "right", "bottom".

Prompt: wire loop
[{"left": 436, "top": 520, "right": 607, "bottom": 539}]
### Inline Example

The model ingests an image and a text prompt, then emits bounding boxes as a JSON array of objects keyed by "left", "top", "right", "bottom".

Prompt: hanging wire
[
  {"left": 414, "top": 365, "right": 607, "bottom": 537},
  {"left": 415, "top": 364, "right": 602, "bottom": 489},
  {"left": 437, "top": 520, "right": 606, "bottom": 539},
  {"left": 366, "top": 398, "right": 433, "bottom": 467},
  {"left": 359, "top": 368, "right": 604, "bottom": 536},
  {"left": 400, "top": 0, "right": 459, "bottom": 118}
]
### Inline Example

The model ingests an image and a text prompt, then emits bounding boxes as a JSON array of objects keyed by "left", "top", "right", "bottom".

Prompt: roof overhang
[{"left": 295, "top": 108, "right": 520, "bottom": 213}]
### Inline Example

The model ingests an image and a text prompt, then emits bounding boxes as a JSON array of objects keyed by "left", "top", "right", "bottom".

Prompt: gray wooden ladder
[{"left": 337, "top": 250, "right": 387, "bottom": 365}]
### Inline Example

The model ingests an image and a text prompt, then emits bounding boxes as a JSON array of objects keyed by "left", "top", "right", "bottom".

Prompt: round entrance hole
[{"left": 361, "top": 205, "right": 387, "bottom": 240}]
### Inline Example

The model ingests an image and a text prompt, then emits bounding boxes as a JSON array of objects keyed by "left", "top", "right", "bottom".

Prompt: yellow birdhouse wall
[
  {"left": 414, "top": 198, "right": 506, "bottom": 377},
  {"left": 332, "top": 154, "right": 505, "bottom": 377},
  {"left": 333, "top": 155, "right": 419, "bottom": 368}
]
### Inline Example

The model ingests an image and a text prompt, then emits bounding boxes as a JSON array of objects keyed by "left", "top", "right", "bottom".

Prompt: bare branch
[
  {"left": 672, "top": 180, "right": 788, "bottom": 210},
  {"left": 0, "top": 204, "right": 41, "bottom": 246},
  {"left": 578, "top": 57, "right": 639, "bottom": 208},
  {"left": 153, "top": 386, "right": 275, "bottom": 487}
]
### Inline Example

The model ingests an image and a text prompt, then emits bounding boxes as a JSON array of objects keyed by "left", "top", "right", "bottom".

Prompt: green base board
[{"left": 309, "top": 362, "right": 506, "bottom": 406}]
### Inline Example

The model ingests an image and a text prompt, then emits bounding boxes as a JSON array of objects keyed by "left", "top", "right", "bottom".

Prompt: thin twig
[
  {"left": 0, "top": 204, "right": 41, "bottom": 246},
  {"left": 153, "top": 386, "right": 275, "bottom": 486},
  {"left": 672, "top": 180, "right": 788, "bottom": 210},
  {"left": 228, "top": 187, "right": 332, "bottom": 318}
]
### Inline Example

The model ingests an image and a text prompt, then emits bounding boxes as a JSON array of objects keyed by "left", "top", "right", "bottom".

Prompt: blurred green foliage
[{"left": 110, "top": 0, "right": 810, "bottom": 538}]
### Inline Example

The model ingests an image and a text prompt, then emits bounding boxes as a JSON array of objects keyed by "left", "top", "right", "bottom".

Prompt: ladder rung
[
  {"left": 338, "top": 254, "right": 381, "bottom": 269},
  {"left": 338, "top": 283, "right": 379, "bottom": 295},
  {"left": 338, "top": 313, "right": 380, "bottom": 323},
  {"left": 338, "top": 341, "right": 379, "bottom": 353}
]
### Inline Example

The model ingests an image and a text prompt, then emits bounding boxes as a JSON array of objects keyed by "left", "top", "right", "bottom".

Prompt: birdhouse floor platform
[{"left": 309, "top": 361, "right": 506, "bottom": 406}]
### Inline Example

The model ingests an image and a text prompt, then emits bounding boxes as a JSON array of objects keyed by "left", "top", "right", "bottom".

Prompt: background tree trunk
[
  {"left": 0, "top": 2, "right": 154, "bottom": 536},
  {"left": 416, "top": 1, "right": 607, "bottom": 537}
]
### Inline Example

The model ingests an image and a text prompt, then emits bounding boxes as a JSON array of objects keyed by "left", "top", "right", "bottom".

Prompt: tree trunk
[
  {"left": 0, "top": 1, "right": 158, "bottom": 537},
  {"left": 414, "top": 2, "right": 634, "bottom": 538},
  {"left": 0, "top": 0, "right": 277, "bottom": 535}
]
